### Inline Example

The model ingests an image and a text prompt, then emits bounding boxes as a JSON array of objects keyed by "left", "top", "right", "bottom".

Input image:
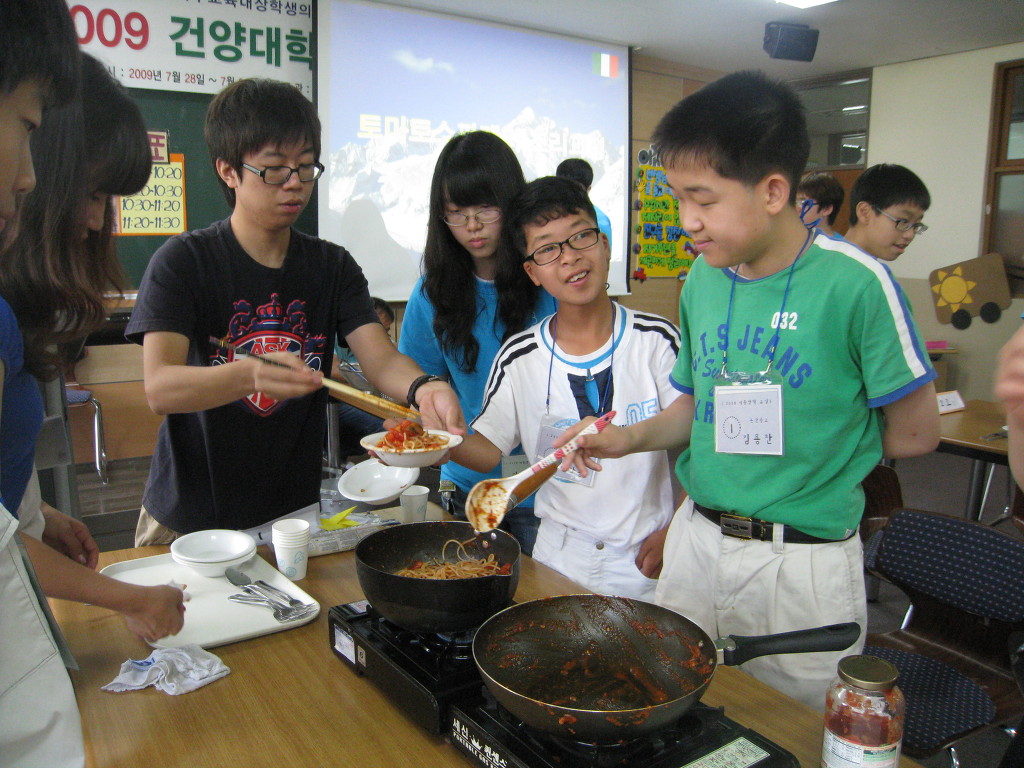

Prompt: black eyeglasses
[
  {"left": 241, "top": 162, "right": 324, "bottom": 185},
  {"left": 874, "top": 206, "right": 928, "bottom": 234},
  {"left": 526, "top": 227, "right": 601, "bottom": 265}
]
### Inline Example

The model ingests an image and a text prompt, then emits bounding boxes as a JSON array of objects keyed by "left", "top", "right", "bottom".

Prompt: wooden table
[
  {"left": 52, "top": 547, "right": 921, "bottom": 768},
  {"left": 938, "top": 399, "right": 1008, "bottom": 519}
]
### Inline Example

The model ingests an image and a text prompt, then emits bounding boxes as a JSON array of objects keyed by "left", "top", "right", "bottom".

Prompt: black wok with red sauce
[
  {"left": 472, "top": 594, "right": 859, "bottom": 743},
  {"left": 355, "top": 520, "right": 520, "bottom": 633},
  {"left": 472, "top": 595, "right": 716, "bottom": 742}
]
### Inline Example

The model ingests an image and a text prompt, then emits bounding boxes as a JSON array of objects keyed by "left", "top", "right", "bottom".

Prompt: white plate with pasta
[{"left": 360, "top": 421, "right": 462, "bottom": 468}]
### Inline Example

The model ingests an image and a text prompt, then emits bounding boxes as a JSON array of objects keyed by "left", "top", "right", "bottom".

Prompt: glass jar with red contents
[{"left": 821, "top": 655, "right": 905, "bottom": 768}]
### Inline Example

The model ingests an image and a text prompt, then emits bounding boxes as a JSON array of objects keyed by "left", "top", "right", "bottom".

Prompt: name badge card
[
  {"left": 500, "top": 454, "right": 531, "bottom": 476},
  {"left": 714, "top": 384, "right": 784, "bottom": 456},
  {"left": 534, "top": 415, "right": 599, "bottom": 487}
]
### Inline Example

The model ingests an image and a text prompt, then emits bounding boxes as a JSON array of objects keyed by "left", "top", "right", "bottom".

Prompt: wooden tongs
[
  {"left": 465, "top": 411, "right": 617, "bottom": 535},
  {"left": 208, "top": 336, "right": 421, "bottom": 423}
]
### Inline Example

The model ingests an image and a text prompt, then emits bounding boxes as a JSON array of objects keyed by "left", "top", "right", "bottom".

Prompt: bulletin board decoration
[
  {"left": 928, "top": 252, "right": 1011, "bottom": 330},
  {"left": 632, "top": 164, "right": 696, "bottom": 280},
  {"left": 114, "top": 151, "right": 187, "bottom": 237}
]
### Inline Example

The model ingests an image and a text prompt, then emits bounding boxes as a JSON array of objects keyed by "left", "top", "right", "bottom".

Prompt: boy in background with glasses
[
  {"left": 845, "top": 163, "right": 930, "bottom": 262},
  {"left": 449, "top": 175, "right": 681, "bottom": 601},
  {"left": 555, "top": 71, "right": 939, "bottom": 709},
  {"left": 127, "top": 78, "right": 462, "bottom": 543}
]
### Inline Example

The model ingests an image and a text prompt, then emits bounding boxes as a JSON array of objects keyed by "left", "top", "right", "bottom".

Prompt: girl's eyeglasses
[{"left": 443, "top": 209, "right": 501, "bottom": 226}]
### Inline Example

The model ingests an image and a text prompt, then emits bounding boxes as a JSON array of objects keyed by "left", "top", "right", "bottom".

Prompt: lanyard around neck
[
  {"left": 545, "top": 304, "right": 618, "bottom": 416},
  {"left": 719, "top": 229, "right": 812, "bottom": 378}
]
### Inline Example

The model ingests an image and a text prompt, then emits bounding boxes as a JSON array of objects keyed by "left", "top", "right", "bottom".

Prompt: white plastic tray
[{"left": 100, "top": 553, "right": 319, "bottom": 649}]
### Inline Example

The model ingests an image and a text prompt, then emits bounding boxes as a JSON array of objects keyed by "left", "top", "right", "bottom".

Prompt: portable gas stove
[
  {"left": 329, "top": 601, "right": 799, "bottom": 768},
  {"left": 328, "top": 601, "right": 483, "bottom": 734},
  {"left": 450, "top": 691, "right": 799, "bottom": 768}
]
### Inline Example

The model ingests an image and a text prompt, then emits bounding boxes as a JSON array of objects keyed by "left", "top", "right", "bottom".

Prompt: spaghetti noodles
[
  {"left": 396, "top": 539, "right": 512, "bottom": 579},
  {"left": 378, "top": 420, "right": 450, "bottom": 452}
]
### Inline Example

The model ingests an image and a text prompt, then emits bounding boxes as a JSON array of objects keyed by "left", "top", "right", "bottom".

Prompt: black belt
[{"left": 693, "top": 503, "right": 852, "bottom": 544}]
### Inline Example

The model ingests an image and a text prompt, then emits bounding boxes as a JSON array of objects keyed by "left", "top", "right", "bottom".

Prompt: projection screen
[{"left": 317, "top": 0, "right": 631, "bottom": 302}]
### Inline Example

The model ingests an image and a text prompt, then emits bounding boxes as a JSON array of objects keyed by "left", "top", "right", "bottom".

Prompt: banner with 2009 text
[{"left": 66, "top": 0, "right": 314, "bottom": 97}]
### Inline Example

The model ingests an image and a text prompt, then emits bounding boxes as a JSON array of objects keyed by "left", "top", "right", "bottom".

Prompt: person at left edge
[{"left": 127, "top": 78, "right": 464, "bottom": 542}]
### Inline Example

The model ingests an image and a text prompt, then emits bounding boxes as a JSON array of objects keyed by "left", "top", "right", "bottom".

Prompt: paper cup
[
  {"left": 399, "top": 485, "right": 430, "bottom": 524},
  {"left": 272, "top": 519, "right": 310, "bottom": 580}
]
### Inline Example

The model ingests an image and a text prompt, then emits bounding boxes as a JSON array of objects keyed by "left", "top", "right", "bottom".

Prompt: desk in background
[
  {"left": 938, "top": 399, "right": 1007, "bottom": 519},
  {"left": 927, "top": 343, "right": 957, "bottom": 392}
]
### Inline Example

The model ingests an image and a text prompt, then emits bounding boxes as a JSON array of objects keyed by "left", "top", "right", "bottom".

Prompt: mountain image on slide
[{"left": 324, "top": 106, "right": 625, "bottom": 297}]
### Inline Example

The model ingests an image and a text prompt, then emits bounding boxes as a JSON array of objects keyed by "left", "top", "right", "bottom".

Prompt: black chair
[{"left": 864, "top": 508, "right": 1024, "bottom": 764}]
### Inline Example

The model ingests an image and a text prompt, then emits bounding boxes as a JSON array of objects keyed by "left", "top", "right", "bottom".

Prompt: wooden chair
[
  {"left": 860, "top": 463, "right": 904, "bottom": 542},
  {"left": 864, "top": 508, "right": 1024, "bottom": 764},
  {"left": 860, "top": 464, "right": 904, "bottom": 601}
]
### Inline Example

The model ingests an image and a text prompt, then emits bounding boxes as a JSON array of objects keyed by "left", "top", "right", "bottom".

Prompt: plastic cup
[
  {"left": 399, "top": 485, "right": 430, "bottom": 523},
  {"left": 272, "top": 518, "right": 310, "bottom": 580}
]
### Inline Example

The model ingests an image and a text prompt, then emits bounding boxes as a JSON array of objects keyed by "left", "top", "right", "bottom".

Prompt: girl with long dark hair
[
  {"left": 0, "top": 54, "right": 184, "bottom": 648},
  {"left": 399, "top": 132, "right": 556, "bottom": 554}
]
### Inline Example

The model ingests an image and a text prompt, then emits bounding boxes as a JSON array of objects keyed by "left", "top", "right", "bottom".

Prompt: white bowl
[
  {"left": 360, "top": 429, "right": 463, "bottom": 468},
  {"left": 339, "top": 458, "right": 420, "bottom": 505},
  {"left": 170, "top": 549, "right": 256, "bottom": 578},
  {"left": 170, "top": 529, "right": 257, "bottom": 564}
]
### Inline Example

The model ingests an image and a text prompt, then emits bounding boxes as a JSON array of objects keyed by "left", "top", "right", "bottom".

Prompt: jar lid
[{"left": 837, "top": 654, "right": 898, "bottom": 691}]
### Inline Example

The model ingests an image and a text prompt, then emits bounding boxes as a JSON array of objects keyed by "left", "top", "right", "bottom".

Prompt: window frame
[
  {"left": 791, "top": 69, "right": 871, "bottom": 172},
  {"left": 982, "top": 59, "right": 1024, "bottom": 292}
]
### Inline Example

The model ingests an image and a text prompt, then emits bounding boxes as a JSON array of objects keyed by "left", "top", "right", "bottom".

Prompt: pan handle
[{"left": 719, "top": 622, "right": 861, "bottom": 666}]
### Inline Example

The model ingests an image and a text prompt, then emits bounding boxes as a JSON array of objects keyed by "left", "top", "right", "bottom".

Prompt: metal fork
[
  {"left": 253, "top": 579, "right": 310, "bottom": 609},
  {"left": 228, "top": 593, "right": 317, "bottom": 623}
]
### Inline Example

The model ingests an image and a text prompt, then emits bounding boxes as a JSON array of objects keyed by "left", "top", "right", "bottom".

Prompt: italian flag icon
[{"left": 593, "top": 52, "right": 619, "bottom": 78}]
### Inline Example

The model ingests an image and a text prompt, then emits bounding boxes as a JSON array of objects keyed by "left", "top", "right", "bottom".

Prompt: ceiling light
[
  {"left": 842, "top": 105, "right": 867, "bottom": 111},
  {"left": 776, "top": 0, "right": 840, "bottom": 8}
]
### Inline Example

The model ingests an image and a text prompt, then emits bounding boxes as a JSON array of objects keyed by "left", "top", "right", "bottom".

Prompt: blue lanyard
[
  {"left": 545, "top": 304, "right": 618, "bottom": 416},
  {"left": 798, "top": 197, "right": 821, "bottom": 230},
  {"left": 719, "top": 229, "right": 812, "bottom": 377}
]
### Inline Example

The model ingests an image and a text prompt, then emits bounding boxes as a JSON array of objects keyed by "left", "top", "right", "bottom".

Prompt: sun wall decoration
[{"left": 928, "top": 253, "right": 1010, "bottom": 330}]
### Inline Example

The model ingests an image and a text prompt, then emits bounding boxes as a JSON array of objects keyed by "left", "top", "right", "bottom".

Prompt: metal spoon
[{"left": 465, "top": 411, "right": 617, "bottom": 534}]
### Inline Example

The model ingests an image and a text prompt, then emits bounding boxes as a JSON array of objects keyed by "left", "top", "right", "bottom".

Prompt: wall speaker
[{"left": 763, "top": 22, "right": 819, "bottom": 62}]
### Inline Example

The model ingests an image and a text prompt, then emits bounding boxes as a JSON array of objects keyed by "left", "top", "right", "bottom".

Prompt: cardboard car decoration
[{"left": 929, "top": 253, "right": 1011, "bottom": 329}]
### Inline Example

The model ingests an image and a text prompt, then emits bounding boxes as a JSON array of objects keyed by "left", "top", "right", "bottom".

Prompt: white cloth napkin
[{"left": 102, "top": 645, "right": 229, "bottom": 695}]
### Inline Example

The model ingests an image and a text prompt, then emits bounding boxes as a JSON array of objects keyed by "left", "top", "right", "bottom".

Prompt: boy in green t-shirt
[{"left": 557, "top": 70, "right": 940, "bottom": 709}]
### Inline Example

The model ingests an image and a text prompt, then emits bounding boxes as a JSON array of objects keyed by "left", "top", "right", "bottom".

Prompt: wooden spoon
[{"left": 465, "top": 411, "right": 617, "bottom": 534}]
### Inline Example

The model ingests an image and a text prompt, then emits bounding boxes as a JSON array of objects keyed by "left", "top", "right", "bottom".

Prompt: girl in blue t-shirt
[{"left": 399, "top": 131, "right": 556, "bottom": 554}]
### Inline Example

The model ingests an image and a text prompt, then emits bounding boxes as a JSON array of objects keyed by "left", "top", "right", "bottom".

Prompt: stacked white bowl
[{"left": 170, "top": 529, "right": 257, "bottom": 577}]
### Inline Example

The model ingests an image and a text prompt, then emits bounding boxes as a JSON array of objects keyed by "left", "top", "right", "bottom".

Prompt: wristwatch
[{"left": 407, "top": 374, "right": 443, "bottom": 409}]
